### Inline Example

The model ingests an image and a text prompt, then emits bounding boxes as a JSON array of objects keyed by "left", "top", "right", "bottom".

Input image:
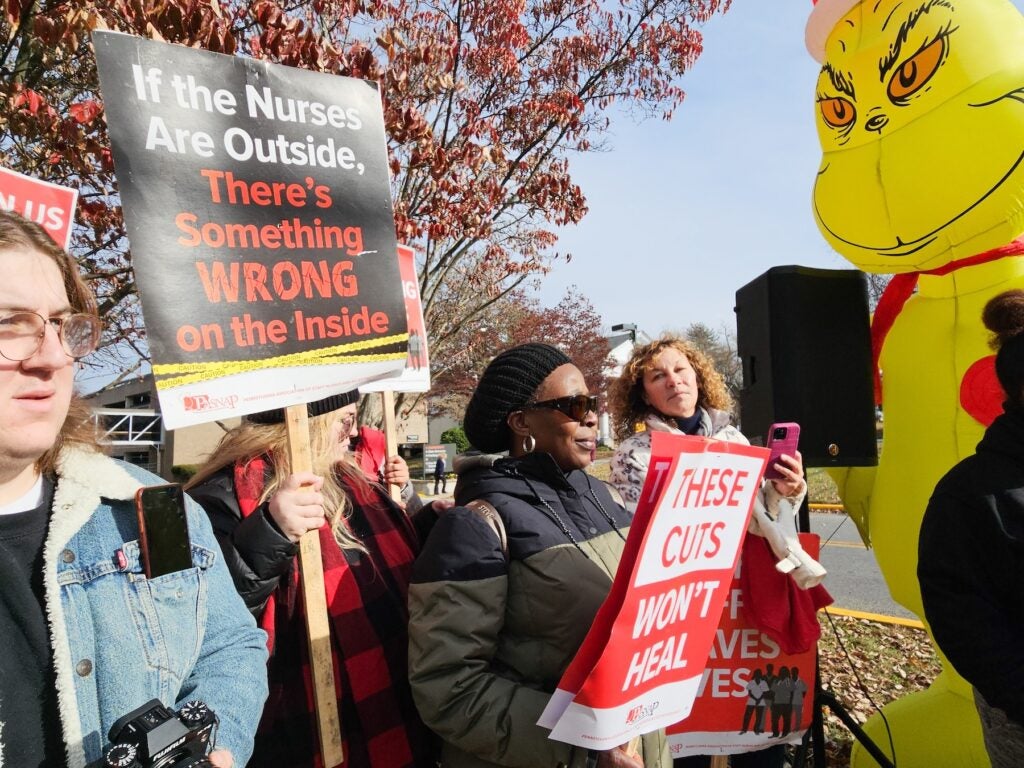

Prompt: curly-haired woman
[
  {"left": 608, "top": 336, "right": 811, "bottom": 768},
  {"left": 609, "top": 336, "right": 805, "bottom": 514}
]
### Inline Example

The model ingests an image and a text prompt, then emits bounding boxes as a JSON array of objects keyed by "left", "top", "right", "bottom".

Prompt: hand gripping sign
[
  {"left": 357, "top": 243, "right": 431, "bottom": 502},
  {"left": 539, "top": 432, "right": 769, "bottom": 750},
  {"left": 94, "top": 32, "right": 413, "bottom": 766}
]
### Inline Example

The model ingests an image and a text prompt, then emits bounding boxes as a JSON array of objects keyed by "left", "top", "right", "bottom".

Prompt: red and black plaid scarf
[{"left": 235, "top": 457, "right": 436, "bottom": 767}]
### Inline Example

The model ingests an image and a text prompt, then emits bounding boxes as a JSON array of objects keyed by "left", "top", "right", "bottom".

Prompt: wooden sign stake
[
  {"left": 286, "top": 404, "right": 344, "bottom": 768},
  {"left": 380, "top": 391, "right": 403, "bottom": 503}
]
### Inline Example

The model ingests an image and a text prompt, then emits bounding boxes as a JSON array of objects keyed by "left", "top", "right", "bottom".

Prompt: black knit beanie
[
  {"left": 463, "top": 343, "right": 572, "bottom": 452},
  {"left": 246, "top": 388, "right": 360, "bottom": 424}
]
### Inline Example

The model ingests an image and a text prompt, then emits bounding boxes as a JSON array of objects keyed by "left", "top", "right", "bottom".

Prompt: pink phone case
[{"left": 764, "top": 422, "right": 800, "bottom": 480}]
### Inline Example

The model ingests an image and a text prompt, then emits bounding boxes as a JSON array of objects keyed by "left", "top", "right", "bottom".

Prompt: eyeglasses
[
  {"left": 0, "top": 311, "right": 102, "bottom": 361},
  {"left": 524, "top": 394, "right": 598, "bottom": 421}
]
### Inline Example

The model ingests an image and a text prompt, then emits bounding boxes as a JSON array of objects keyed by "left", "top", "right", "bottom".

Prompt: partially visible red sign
[
  {"left": 0, "top": 166, "right": 78, "bottom": 249},
  {"left": 361, "top": 244, "right": 431, "bottom": 394},
  {"left": 538, "top": 432, "right": 770, "bottom": 750}
]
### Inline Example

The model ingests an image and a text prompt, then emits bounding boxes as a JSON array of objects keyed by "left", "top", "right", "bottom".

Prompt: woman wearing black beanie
[
  {"left": 408, "top": 343, "right": 670, "bottom": 768},
  {"left": 919, "top": 289, "right": 1024, "bottom": 768}
]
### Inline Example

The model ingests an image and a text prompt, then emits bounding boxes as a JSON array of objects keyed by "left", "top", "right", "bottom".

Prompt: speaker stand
[
  {"left": 791, "top": 653, "right": 894, "bottom": 768},
  {"left": 792, "top": 500, "right": 893, "bottom": 768}
]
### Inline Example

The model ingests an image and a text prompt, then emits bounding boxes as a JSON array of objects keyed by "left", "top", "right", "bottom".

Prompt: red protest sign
[
  {"left": 539, "top": 432, "right": 769, "bottom": 749},
  {"left": 0, "top": 166, "right": 78, "bottom": 249},
  {"left": 667, "top": 535, "right": 822, "bottom": 757},
  {"left": 539, "top": 445, "right": 679, "bottom": 726},
  {"left": 360, "top": 244, "right": 431, "bottom": 394}
]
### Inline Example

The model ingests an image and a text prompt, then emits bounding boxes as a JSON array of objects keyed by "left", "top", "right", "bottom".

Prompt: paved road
[{"left": 809, "top": 511, "right": 919, "bottom": 621}]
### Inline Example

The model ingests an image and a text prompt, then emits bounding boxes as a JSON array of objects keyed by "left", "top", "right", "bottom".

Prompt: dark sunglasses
[{"left": 524, "top": 394, "right": 598, "bottom": 421}]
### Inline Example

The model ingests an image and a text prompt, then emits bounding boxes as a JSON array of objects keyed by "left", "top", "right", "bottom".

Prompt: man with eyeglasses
[{"left": 0, "top": 210, "right": 267, "bottom": 767}]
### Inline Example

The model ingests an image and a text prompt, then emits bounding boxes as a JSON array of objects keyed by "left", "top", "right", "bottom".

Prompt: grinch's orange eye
[
  {"left": 819, "top": 97, "right": 856, "bottom": 128},
  {"left": 888, "top": 37, "right": 945, "bottom": 102}
]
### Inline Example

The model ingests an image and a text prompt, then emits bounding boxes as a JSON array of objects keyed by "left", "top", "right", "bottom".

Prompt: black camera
[{"left": 93, "top": 699, "right": 218, "bottom": 768}]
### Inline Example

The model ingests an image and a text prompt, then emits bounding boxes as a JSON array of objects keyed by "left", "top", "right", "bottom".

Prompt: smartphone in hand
[
  {"left": 763, "top": 422, "right": 800, "bottom": 481},
  {"left": 135, "top": 484, "right": 193, "bottom": 578}
]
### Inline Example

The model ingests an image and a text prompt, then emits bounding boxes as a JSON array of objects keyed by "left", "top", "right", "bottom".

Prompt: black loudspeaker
[{"left": 735, "top": 266, "right": 877, "bottom": 468}]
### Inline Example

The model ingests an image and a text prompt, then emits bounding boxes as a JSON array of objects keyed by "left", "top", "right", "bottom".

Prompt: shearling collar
[
  {"left": 44, "top": 446, "right": 145, "bottom": 768},
  {"left": 49, "top": 447, "right": 143, "bottom": 552}
]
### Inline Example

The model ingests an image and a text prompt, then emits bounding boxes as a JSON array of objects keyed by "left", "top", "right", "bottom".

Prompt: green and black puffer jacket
[{"left": 408, "top": 452, "right": 670, "bottom": 768}]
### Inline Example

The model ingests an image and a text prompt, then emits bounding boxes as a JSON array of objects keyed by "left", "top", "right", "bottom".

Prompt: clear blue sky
[{"left": 538, "top": 0, "right": 1024, "bottom": 339}]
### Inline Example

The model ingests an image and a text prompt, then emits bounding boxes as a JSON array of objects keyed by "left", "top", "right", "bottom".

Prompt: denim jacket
[{"left": 16, "top": 447, "right": 269, "bottom": 768}]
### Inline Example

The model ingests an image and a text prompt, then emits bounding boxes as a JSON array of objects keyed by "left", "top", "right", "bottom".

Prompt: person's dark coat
[
  {"left": 188, "top": 465, "right": 295, "bottom": 613},
  {"left": 919, "top": 403, "right": 1024, "bottom": 726},
  {"left": 408, "top": 452, "right": 670, "bottom": 767}
]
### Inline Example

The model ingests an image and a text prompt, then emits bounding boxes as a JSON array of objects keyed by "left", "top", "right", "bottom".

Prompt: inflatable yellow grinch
[{"left": 806, "top": 0, "right": 1024, "bottom": 764}]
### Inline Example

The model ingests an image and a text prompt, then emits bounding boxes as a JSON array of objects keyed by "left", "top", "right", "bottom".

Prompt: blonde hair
[
  {"left": 609, "top": 336, "right": 733, "bottom": 441},
  {"left": 0, "top": 210, "right": 102, "bottom": 473},
  {"left": 187, "top": 411, "right": 371, "bottom": 552}
]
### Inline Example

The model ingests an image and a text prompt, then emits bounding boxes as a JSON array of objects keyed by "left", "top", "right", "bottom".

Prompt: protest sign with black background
[{"left": 94, "top": 32, "right": 407, "bottom": 427}]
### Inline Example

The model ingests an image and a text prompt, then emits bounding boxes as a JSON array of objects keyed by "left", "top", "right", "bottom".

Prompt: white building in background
[
  {"left": 84, "top": 374, "right": 233, "bottom": 479},
  {"left": 601, "top": 323, "right": 652, "bottom": 446},
  {"left": 86, "top": 374, "right": 431, "bottom": 481}
]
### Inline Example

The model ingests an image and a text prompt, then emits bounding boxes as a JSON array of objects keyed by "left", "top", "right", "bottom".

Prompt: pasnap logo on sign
[
  {"left": 625, "top": 701, "right": 659, "bottom": 725},
  {"left": 183, "top": 394, "right": 240, "bottom": 412}
]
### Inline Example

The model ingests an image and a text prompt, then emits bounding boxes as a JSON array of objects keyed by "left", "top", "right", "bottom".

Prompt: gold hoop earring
[{"left": 522, "top": 434, "right": 536, "bottom": 453}]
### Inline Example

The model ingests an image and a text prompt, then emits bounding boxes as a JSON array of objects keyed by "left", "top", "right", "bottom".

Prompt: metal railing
[{"left": 93, "top": 408, "right": 163, "bottom": 446}]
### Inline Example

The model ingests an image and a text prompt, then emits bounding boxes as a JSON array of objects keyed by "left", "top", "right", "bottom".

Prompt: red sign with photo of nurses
[{"left": 667, "top": 535, "right": 822, "bottom": 757}]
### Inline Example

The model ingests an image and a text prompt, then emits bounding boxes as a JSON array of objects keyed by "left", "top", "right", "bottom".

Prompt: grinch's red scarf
[{"left": 871, "top": 238, "right": 1024, "bottom": 404}]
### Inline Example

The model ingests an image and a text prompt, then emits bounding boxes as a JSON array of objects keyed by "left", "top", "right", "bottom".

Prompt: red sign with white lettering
[
  {"left": 538, "top": 432, "right": 769, "bottom": 749},
  {"left": 360, "top": 244, "right": 431, "bottom": 393},
  {"left": 0, "top": 166, "right": 78, "bottom": 248}
]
